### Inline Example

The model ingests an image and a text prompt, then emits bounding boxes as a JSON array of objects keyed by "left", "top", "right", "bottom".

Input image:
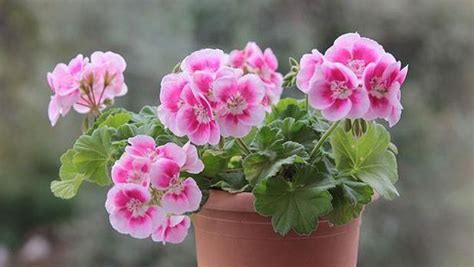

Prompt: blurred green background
[{"left": 0, "top": 0, "right": 473, "bottom": 266}]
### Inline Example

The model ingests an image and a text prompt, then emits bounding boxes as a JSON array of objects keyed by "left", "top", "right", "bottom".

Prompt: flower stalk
[{"left": 309, "top": 120, "right": 341, "bottom": 159}]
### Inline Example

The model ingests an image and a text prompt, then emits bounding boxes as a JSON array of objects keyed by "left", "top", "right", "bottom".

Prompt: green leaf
[
  {"left": 201, "top": 150, "right": 229, "bottom": 177},
  {"left": 99, "top": 112, "right": 132, "bottom": 129},
  {"left": 50, "top": 179, "right": 84, "bottom": 200},
  {"left": 266, "top": 98, "right": 307, "bottom": 123},
  {"left": 51, "top": 149, "right": 85, "bottom": 199},
  {"left": 73, "top": 127, "right": 115, "bottom": 186},
  {"left": 327, "top": 186, "right": 364, "bottom": 225},
  {"left": 243, "top": 141, "right": 308, "bottom": 186},
  {"left": 254, "top": 167, "right": 333, "bottom": 236},
  {"left": 251, "top": 126, "right": 284, "bottom": 151},
  {"left": 339, "top": 178, "right": 374, "bottom": 205},
  {"left": 87, "top": 108, "right": 129, "bottom": 134},
  {"left": 330, "top": 123, "right": 399, "bottom": 200},
  {"left": 270, "top": 118, "right": 318, "bottom": 148},
  {"left": 211, "top": 172, "right": 249, "bottom": 193}
]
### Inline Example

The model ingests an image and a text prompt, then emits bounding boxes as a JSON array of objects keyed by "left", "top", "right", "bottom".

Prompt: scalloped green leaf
[
  {"left": 254, "top": 167, "right": 333, "bottom": 236},
  {"left": 73, "top": 127, "right": 115, "bottom": 186},
  {"left": 50, "top": 149, "right": 85, "bottom": 199},
  {"left": 243, "top": 141, "right": 308, "bottom": 186},
  {"left": 330, "top": 123, "right": 399, "bottom": 200}
]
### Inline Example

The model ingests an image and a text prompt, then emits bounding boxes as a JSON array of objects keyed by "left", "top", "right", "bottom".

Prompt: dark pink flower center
[
  {"left": 330, "top": 80, "right": 352, "bottom": 99},
  {"left": 193, "top": 105, "right": 211, "bottom": 123},
  {"left": 369, "top": 77, "right": 388, "bottom": 99},
  {"left": 226, "top": 93, "right": 248, "bottom": 115},
  {"left": 126, "top": 198, "right": 147, "bottom": 217},
  {"left": 347, "top": 59, "right": 366, "bottom": 77}
]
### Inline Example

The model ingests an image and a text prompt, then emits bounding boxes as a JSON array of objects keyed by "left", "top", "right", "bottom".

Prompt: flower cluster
[
  {"left": 106, "top": 135, "right": 203, "bottom": 244},
  {"left": 228, "top": 42, "right": 283, "bottom": 110},
  {"left": 47, "top": 51, "right": 127, "bottom": 126},
  {"left": 296, "top": 33, "right": 408, "bottom": 126},
  {"left": 158, "top": 43, "right": 283, "bottom": 145}
]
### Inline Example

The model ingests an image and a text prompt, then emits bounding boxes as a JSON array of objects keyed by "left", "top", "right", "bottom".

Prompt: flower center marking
[
  {"left": 348, "top": 59, "right": 366, "bottom": 77},
  {"left": 330, "top": 81, "right": 352, "bottom": 99},
  {"left": 193, "top": 105, "right": 211, "bottom": 123},
  {"left": 227, "top": 93, "right": 247, "bottom": 114},
  {"left": 369, "top": 77, "right": 388, "bottom": 99},
  {"left": 127, "top": 198, "right": 146, "bottom": 217}
]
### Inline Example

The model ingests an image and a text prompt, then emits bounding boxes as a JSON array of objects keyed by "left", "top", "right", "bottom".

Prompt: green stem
[
  {"left": 309, "top": 120, "right": 341, "bottom": 158},
  {"left": 219, "top": 137, "right": 225, "bottom": 150},
  {"left": 305, "top": 95, "right": 309, "bottom": 113},
  {"left": 235, "top": 138, "right": 251, "bottom": 156}
]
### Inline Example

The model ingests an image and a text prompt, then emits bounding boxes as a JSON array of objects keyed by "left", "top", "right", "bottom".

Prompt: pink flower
[
  {"left": 157, "top": 73, "right": 190, "bottom": 136},
  {"left": 125, "top": 135, "right": 160, "bottom": 162},
  {"left": 325, "top": 33, "right": 384, "bottom": 79},
  {"left": 47, "top": 54, "right": 88, "bottom": 126},
  {"left": 296, "top": 49, "right": 324, "bottom": 93},
  {"left": 213, "top": 74, "right": 266, "bottom": 137},
  {"left": 160, "top": 178, "right": 202, "bottom": 215},
  {"left": 363, "top": 53, "right": 408, "bottom": 127},
  {"left": 308, "top": 61, "right": 369, "bottom": 121},
  {"left": 149, "top": 158, "right": 181, "bottom": 190},
  {"left": 105, "top": 184, "right": 158, "bottom": 239},
  {"left": 182, "top": 142, "right": 204, "bottom": 174},
  {"left": 111, "top": 154, "right": 150, "bottom": 187},
  {"left": 229, "top": 42, "right": 283, "bottom": 109},
  {"left": 74, "top": 51, "right": 128, "bottom": 114},
  {"left": 47, "top": 51, "right": 128, "bottom": 125},
  {"left": 156, "top": 142, "right": 187, "bottom": 167},
  {"left": 228, "top": 42, "right": 261, "bottom": 68},
  {"left": 152, "top": 211, "right": 191, "bottom": 244},
  {"left": 181, "top": 48, "right": 226, "bottom": 74},
  {"left": 181, "top": 49, "right": 242, "bottom": 106},
  {"left": 176, "top": 86, "right": 220, "bottom": 145}
]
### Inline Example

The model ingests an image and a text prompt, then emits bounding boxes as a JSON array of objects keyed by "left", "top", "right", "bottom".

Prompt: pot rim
[
  {"left": 203, "top": 189, "right": 257, "bottom": 213},
  {"left": 202, "top": 189, "right": 380, "bottom": 213}
]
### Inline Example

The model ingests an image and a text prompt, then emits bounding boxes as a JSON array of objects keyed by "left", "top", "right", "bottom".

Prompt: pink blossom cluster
[
  {"left": 106, "top": 135, "right": 203, "bottom": 244},
  {"left": 47, "top": 51, "right": 127, "bottom": 126},
  {"left": 158, "top": 43, "right": 283, "bottom": 145},
  {"left": 296, "top": 33, "right": 408, "bottom": 126}
]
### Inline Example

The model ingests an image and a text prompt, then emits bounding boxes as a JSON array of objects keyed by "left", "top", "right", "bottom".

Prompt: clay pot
[{"left": 194, "top": 190, "right": 363, "bottom": 267}]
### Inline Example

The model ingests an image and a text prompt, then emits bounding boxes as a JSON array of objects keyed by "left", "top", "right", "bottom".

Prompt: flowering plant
[{"left": 49, "top": 33, "right": 407, "bottom": 242}]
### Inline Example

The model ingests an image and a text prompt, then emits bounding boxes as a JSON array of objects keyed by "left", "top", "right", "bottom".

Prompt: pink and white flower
[
  {"left": 229, "top": 42, "right": 283, "bottom": 109},
  {"left": 182, "top": 142, "right": 204, "bottom": 174},
  {"left": 152, "top": 211, "right": 191, "bottom": 244},
  {"left": 149, "top": 158, "right": 181, "bottom": 190},
  {"left": 47, "top": 51, "right": 128, "bottom": 125},
  {"left": 176, "top": 86, "right": 220, "bottom": 145},
  {"left": 325, "top": 33, "right": 384, "bottom": 79},
  {"left": 308, "top": 61, "right": 369, "bottom": 121},
  {"left": 47, "top": 54, "right": 88, "bottom": 126},
  {"left": 125, "top": 135, "right": 160, "bottom": 162},
  {"left": 111, "top": 154, "right": 150, "bottom": 187},
  {"left": 160, "top": 178, "right": 202, "bottom": 215},
  {"left": 296, "top": 49, "right": 324, "bottom": 93},
  {"left": 73, "top": 51, "right": 127, "bottom": 114},
  {"left": 362, "top": 53, "right": 408, "bottom": 126},
  {"left": 213, "top": 74, "right": 266, "bottom": 137},
  {"left": 181, "top": 49, "right": 242, "bottom": 106},
  {"left": 157, "top": 73, "right": 190, "bottom": 136},
  {"left": 105, "top": 184, "right": 158, "bottom": 239}
]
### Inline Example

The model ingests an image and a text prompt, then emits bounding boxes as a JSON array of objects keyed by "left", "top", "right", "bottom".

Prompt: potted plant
[{"left": 48, "top": 33, "right": 407, "bottom": 267}]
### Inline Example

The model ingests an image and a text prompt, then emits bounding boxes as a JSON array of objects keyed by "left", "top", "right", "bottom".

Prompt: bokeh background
[{"left": 1, "top": 0, "right": 473, "bottom": 266}]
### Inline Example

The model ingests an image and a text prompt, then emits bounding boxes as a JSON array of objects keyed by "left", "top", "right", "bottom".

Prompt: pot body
[{"left": 194, "top": 190, "right": 362, "bottom": 267}]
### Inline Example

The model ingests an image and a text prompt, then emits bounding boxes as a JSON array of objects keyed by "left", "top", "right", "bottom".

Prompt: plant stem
[
  {"left": 309, "top": 120, "right": 341, "bottom": 158},
  {"left": 235, "top": 138, "right": 251, "bottom": 156},
  {"left": 305, "top": 95, "right": 309, "bottom": 113},
  {"left": 219, "top": 136, "right": 225, "bottom": 150}
]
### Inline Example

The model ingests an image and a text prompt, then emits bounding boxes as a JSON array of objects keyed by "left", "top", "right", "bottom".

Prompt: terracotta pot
[{"left": 194, "top": 190, "right": 363, "bottom": 267}]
